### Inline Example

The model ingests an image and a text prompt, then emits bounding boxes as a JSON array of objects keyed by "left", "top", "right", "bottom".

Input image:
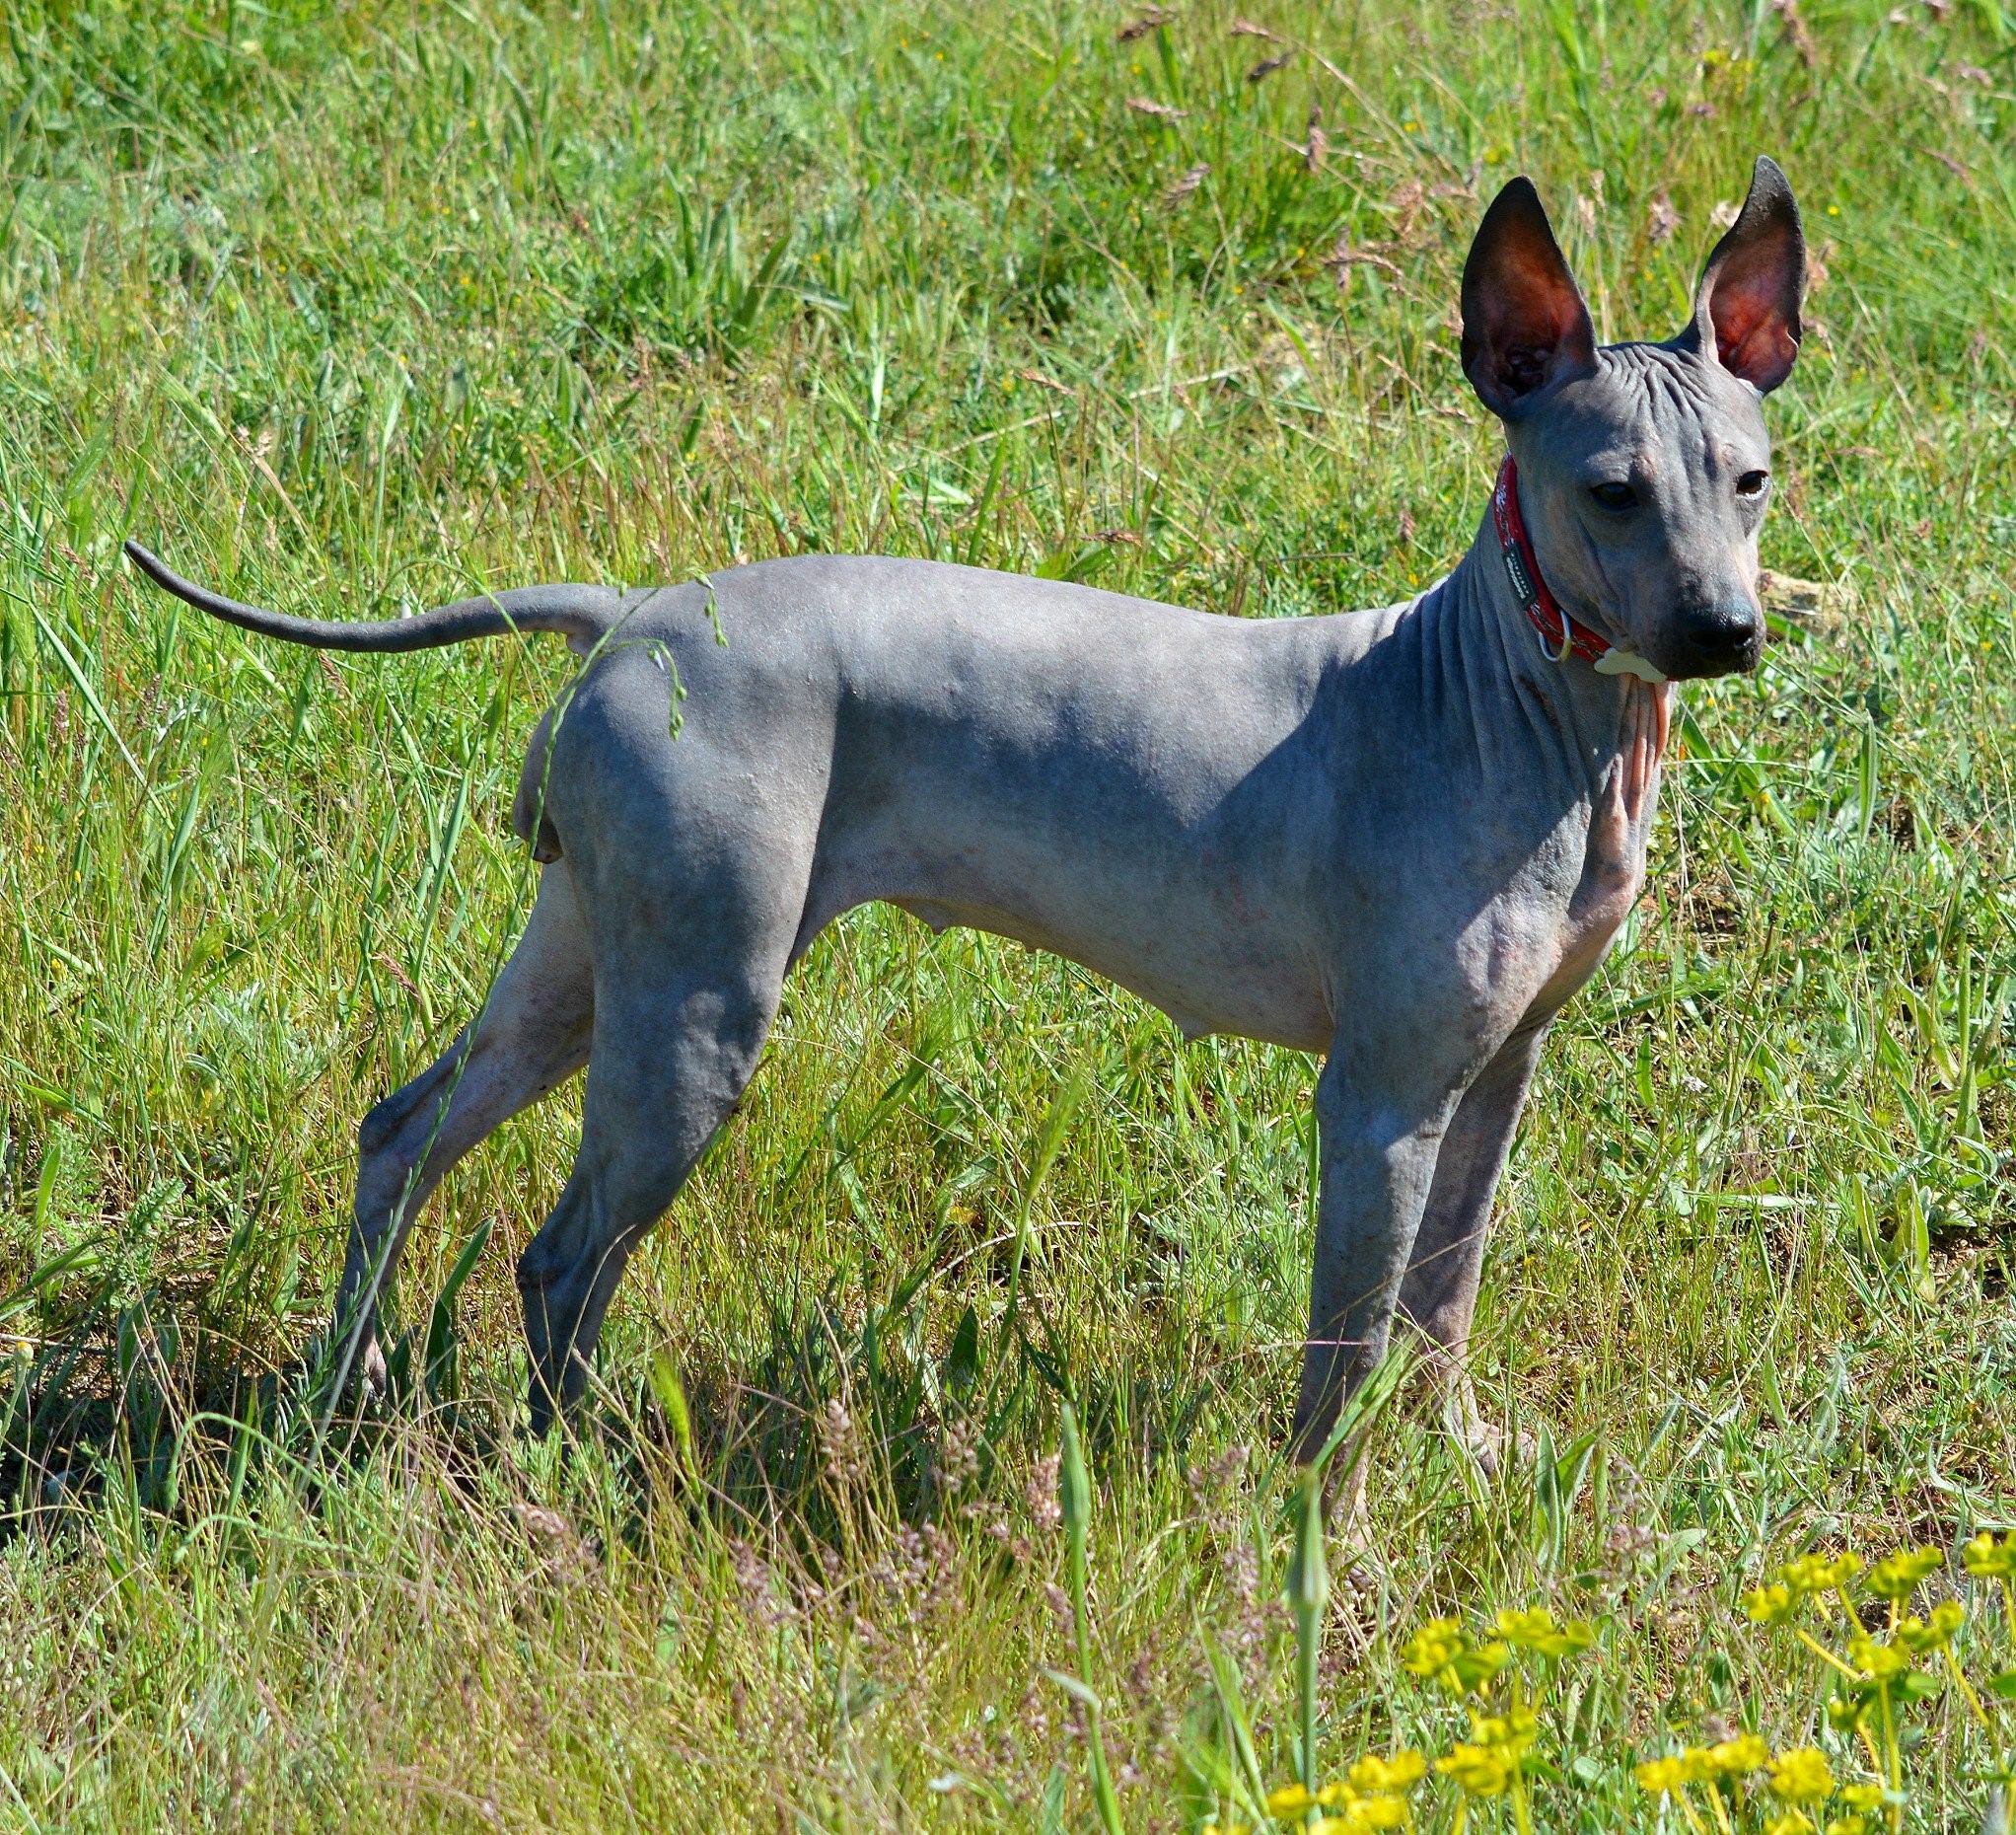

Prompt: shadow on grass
[{"left": 0, "top": 1228, "right": 1249, "bottom": 1567}]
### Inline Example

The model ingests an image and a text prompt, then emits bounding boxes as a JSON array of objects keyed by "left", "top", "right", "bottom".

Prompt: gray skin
[{"left": 124, "top": 159, "right": 1806, "bottom": 1456}]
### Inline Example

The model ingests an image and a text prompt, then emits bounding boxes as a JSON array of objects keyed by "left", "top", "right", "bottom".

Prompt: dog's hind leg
[
  {"left": 514, "top": 957, "right": 783, "bottom": 1431},
  {"left": 1396, "top": 1022, "right": 1548, "bottom": 1474},
  {"left": 332, "top": 866, "right": 594, "bottom": 1385}
]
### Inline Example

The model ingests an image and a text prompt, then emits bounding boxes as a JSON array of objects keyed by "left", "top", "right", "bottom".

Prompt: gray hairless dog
[{"left": 125, "top": 160, "right": 1804, "bottom": 1460}]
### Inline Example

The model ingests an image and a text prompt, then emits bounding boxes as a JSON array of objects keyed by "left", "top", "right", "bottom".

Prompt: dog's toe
[{"left": 1448, "top": 1402, "right": 1534, "bottom": 1479}]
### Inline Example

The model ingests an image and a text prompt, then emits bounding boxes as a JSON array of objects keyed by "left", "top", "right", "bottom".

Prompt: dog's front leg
[
  {"left": 1290, "top": 1050, "right": 1467, "bottom": 1476},
  {"left": 1398, "top": 1021, "right": 1548, "bottom": 1474}
]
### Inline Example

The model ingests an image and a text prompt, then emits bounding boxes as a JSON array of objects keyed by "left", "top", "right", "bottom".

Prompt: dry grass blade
[
  {"left": 1116, "top": 6, "right": 1174, "bottom": 41},
  {"left": 1322, "top": 236, "right": 1403, "bottom": 281},
  {"left": 1772, "top": 0, "right": 1820, "bottom": 67},
  {"left": 1162, "top": 161, "right": 1209, "bottom": 207}
]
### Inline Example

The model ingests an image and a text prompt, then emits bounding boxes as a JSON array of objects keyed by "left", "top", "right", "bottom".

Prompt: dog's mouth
[{"left": 1654, "top": 637, "right": 1764, "bottom": 682}]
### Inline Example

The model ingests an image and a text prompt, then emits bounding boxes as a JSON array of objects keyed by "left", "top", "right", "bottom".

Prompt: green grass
[{"left": 1, "top": 0, "right": 2013, "bottom": 1827}]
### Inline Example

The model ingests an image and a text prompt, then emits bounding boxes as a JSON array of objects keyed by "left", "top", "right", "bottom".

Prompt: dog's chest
[
  {"left": 1531, "top": 682, "right": 1670, "bottom": 1015},
  {"left": 1543, "top": 822, "right": 1647, "bottom": 1005}
]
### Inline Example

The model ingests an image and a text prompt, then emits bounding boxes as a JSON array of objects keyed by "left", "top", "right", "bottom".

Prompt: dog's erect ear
[
  {"left": 1460, "top": 177, "right": 1598, "bottom": 419},
  {"left": 1690, "top": 156, "right": 1806, "bottom": 394}
]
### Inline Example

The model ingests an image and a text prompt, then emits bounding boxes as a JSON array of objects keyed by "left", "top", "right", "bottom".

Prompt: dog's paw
[
  {"left": 308, "top": 1322, "right": 389, "bottom": 1404},
  {"left": 1447, "top": 1399, "right": 1535, "bottom": 1480}
]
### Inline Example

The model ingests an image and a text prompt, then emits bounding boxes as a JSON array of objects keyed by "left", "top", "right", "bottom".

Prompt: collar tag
[{"left": 1592, "top": 647, "right": 1669, "bottom": 685}]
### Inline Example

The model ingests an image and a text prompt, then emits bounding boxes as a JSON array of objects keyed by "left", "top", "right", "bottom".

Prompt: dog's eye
[
  {"left": 1588, "top": 481, "right": 1637, "bottom": 512},
  {"left": 1736, "top": 469, "right": 1770, "bottom": 498}
]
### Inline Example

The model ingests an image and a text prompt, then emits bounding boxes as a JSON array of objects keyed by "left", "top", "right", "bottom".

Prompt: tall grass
[{"left": 0, "top": 0, "right": 2011, "bottom": 1827}]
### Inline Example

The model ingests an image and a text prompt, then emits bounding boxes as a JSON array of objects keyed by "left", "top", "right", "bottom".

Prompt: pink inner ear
[
  {"left": 1723, "top": 323, "right": 1796, "bottom": 383},
  {"left": 1497, "top": 246, "right": 1584, "bottom": 345},
  {"left": 1707, "top": 240, "right": 1799, "bottom": 387},
  {"left": 1712, "top": 276, "right": 1779, "bottom": 369}
]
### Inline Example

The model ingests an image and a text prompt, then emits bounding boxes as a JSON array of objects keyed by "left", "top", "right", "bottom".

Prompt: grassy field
[{"left": 1, "top": 0, "right": 2014, "bottom": 1827}]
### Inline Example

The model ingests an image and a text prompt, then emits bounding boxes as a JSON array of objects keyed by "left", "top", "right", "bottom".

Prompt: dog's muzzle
[{"left": 1669, "top": 601, "right": 1764, "bottom": 678}]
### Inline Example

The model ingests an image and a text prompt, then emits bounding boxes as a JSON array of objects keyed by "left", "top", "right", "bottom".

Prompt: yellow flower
[
  {"left": 1747, "top": 1583, "right": 1799, "bottom": 1624},
  {"left": 1311, "top": 1797, "right": 1408, "bottom": 1834},
  {"left": 1265, "top": 1785, "right": 1316, "bottom": 1816},
  {"left": 1400, "top": 1618, "right": 1504, "bottom": 1694},
  {"left": 1781, "top": 1555, "right": 1833, "bottom": 1595},
  {"left": 1818, "top": 1553, "right": 1864, "bottom": 1589},
  {"left": 1846, "top": 1632, "right": 1908, "bottom": 1683},
  {"left": 1677, "top": 1745, "right": 1714, "bottom": 1783},
  {"left": 1345, "top": 1751, "right": 1426, "bottom": 1794},
  {"left": 1468, "top": 1641, "right": 1509, "bottom": 1687},
  {"left": 1896, "top": 1600, "right": 1962, "bottom": 1653},
  {"left": 1436, "top": 1743, "right": 1510, "bottom": 1797},
  {"left": 1768, "top": 1747, "right": 1835, "bottom": 1804},
  {"left": 1780, "top": 1551, "right": 1863, "bottom": 1598},
  {"left": 1494, "top": 1606, "right": 1596, "bottom": 1658},
  {"left": 1468, "top": 1705, "right": 1538, "bottom": 1761},
  {"left": 1764, "top": 1816, "right": 1816, "bottom": 1835},
  {"left": 1494, "top": 1606, "right": 1554, "bottom": 1645},
  {"left": 1827, "top": 1694, "right": 1870, "bottom": 1734},
  {"left": 1702, "top": 1732, "right": 1768, "bottom": 1776},
  {"left": 1865, "top": 1547, "right": 1942, "bottom": 1601},
  {"left": 1838, "top": 1785, "right": 1886, "bottom": 1810},
  {"left": 1634, "top": 1755, "right": 1690, "bottom": 1797},
  {"left": 1962, "top": 1531, "right": 2016, "bottom": 1578}
]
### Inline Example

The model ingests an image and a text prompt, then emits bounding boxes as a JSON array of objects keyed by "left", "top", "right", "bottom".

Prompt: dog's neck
[{"left": 1424, "top": 487, "right": 1658, "bottom": 789}]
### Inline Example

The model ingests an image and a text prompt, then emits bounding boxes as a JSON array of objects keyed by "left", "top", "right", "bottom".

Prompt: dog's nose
[{"left": 1675, "top": 600, "right": 1764, "bottom": 675}]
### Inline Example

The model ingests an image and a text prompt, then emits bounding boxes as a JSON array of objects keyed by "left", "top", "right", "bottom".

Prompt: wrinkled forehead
[{"left": 1538, "top": 342, "right": 1770, "bottom": 475}]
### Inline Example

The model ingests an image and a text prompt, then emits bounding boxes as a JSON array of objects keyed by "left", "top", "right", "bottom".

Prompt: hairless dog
[{"left": 126, "top": 159, "right": 1805, "bottom": 1459}]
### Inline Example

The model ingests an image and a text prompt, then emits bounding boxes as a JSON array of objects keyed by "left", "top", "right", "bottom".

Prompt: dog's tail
[{"left": 122, "top": 541, "right": 626, "bottom": 654}]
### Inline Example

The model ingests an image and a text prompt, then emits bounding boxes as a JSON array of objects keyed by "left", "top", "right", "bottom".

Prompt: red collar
[{"left": 1490, "top": 456, "right": 1613, "bottom": 666}]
